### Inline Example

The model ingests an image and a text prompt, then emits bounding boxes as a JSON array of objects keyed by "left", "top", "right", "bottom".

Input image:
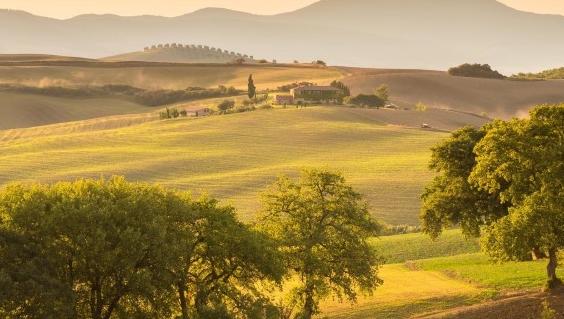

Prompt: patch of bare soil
[
  {"left": 337, "top": 66, "right": 564, "bottom": 121},
  {"left": 413, "top": 288, "right": 564, "bottom": 319}
]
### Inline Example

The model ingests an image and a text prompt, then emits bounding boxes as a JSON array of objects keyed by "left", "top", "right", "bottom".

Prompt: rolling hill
[
  {"left": 0, "top": 106, "right": 447, "bottom": 225},
  {"left": 105, "top": 44, "right": 263, "bottom": 64},
  {"left": 339, "top": 67, "right": 564, "bottom": 119},
  {"left": 2, "top": 60, "right": 564, "bottom": 131},
  {"left": 1, "top": 0, "right": 564, "bottom": 73}
]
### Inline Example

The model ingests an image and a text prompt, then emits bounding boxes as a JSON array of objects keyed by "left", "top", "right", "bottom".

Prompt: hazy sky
[{"left": 1, "top": 0, "right": 564, "bottom": 19}]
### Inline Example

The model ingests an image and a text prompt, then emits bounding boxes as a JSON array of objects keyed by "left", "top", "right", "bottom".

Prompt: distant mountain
[{"left": 1, "top": 0, "right": 564, "bottom": 73}]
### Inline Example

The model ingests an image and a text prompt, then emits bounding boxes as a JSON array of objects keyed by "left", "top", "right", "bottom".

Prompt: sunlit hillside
[{"left": 0, "top": 107, "right": 446, "bottom": 225}]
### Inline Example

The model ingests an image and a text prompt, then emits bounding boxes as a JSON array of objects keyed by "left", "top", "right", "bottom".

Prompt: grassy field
[
  {"left": 0, "top": 91, "right": 155, "bottom": 129},
  {"left": 373, "top": 229, "right": 481, "bottom": 264},
  {"left": 310, "top": 228, "right": 562, "bottom": 319},
  {"left": 0, "top": 106, "right": 445, "bottom": 225}
]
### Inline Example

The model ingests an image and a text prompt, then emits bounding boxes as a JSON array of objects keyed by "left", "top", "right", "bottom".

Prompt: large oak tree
[
  {"left": 257, "top": 168, "right": 382, "bottom": 319},
  {"left": 421, "top": 104, "right": 564, "bottom": 285}
]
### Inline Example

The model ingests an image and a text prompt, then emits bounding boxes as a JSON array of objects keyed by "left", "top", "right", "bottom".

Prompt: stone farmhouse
[{"left": 275, "top": 86, "right": 343, "bottom": 105}]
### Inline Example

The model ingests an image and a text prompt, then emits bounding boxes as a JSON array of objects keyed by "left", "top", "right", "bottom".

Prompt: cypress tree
[{"left": 248, "top": 74, "right": 256, "bottom": 99}]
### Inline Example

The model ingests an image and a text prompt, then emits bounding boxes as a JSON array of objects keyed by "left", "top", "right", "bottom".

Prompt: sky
[{"left": 1, "top": 0, "right": 564, "bottom": 19}]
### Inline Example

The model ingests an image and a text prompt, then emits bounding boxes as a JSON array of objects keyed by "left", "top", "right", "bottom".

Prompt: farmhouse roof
[{"left": 292, "top": 86, "right": 341, "bottom": 92}]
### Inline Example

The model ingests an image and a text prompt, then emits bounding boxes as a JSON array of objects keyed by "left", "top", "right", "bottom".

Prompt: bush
[
  {"left": 447, "top": 63, "right": 506, "bottom": 79},
  {"left": 217, "top": 99, "right": 235, "bottom": 113},
  {"left": 349, "top": 94, "right": 385, "bottom": 108},
  {"left": 415, "top": 101, "right": 428, "bottom": 112}
]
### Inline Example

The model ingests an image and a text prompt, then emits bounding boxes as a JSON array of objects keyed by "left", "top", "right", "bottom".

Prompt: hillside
[
  {"left": 0, "top": 60, "right": 340, "bottom": 91},
  {"left": 3, "top": 59, "right": 564, "bottom": 131},
  {"left": 339, "top": 67, "right": 564, "bottom": 119},
  {"left": 105, "top": 43, "right": 263, "bottom": 63},
  {"left": 0, "top": 107, "right": 448, "bottom": 225},
  {"left": 1, "top": 0, "right": 564, "bottom": 73}
]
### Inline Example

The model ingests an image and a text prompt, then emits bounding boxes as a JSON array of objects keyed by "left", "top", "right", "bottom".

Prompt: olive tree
[{"left": 257, "top": 168, "right": 382, "bottom": 319}]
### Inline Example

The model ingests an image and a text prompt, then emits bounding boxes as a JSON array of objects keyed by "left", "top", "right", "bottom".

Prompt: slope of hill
[
  {"left": 0, "top": 60, "right": 340, "bottom": 90},
  {"left": 0, "top": 92, "right": 155, "bottom": 130},
  {"left": 0, "top": 107, "right": 446, "bottom": 225},
  {"left": 105, "top": 44, "right": 262, "bottom": 63},
  {"left": 339, "top": 68, "right": 564, "bottom": 119},
  {"left": 1, "top": 0, "right": 564, "bottom": 73}
]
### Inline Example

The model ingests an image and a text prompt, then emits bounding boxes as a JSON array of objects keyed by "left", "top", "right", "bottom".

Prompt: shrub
[
  {"left": 415, "top": 101, "right": 428, "bottom": 112},
  {"left": 447, "top": 63, "right": 506, "bottom": 79}
]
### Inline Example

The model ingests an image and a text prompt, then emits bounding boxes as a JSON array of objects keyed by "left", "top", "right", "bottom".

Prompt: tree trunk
[
  {"left": 302, "top": 284, "right": 315, "bottom": 319},
  {"left": 547, "top": 247, "right": 558, "bottom": 281},
  {"left": 177, "top": 282, "right": 189, "bottom": 319}
]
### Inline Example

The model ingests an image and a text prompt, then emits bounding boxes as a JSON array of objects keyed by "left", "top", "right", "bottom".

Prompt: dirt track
[{"left": 413, "top": 289, "right": 564, "bottom": 319}]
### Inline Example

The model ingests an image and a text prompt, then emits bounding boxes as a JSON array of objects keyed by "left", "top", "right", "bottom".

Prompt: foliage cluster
[
  {"left": 0, "top": 169, "right": 382, "bottom": 319},
  {"left": 347, "top": 94, "right": 385, "bottom": 108},
  {"left": 0, "top": 83, "right": 144, "bottom": 98},
  {"left": 257, "top": 168, "right": 383, "bottom": 319},
  {"left": 379, "top": 222, "right": 422, "bottom": 236},
  {"left": 511, "top": 67, "right": 564, "bottom": 80},
  {"left": 133, "top": 85, "right": 241, "bottom": 106},
  {"left": 0, "top": 83, "right": 242, "bottom": 107},
  {"left": 276, "top": 82, "right": 317, "bottom": 92},
  {"left": 159, "top": 107, "right": 188, "bottom": 119},
  {"left": 447, "top": 63, "right": 506, "bottom": 79},
  {"left": 0, "top": 176, "right": 284, "bottom": 319},
  {"left": 421, "top": 104, "right": 564, "bottom": 284},
  {"left": 330, "top": 80, "right": 350, "bottom": 96},
  {"left": 143, "top": 43, "right": 255, "bottom": 61}
]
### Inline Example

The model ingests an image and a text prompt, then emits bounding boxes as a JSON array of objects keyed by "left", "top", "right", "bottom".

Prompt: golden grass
[
  {"left": 0, "top": 106, "right": 446, "bottom": 225},
  {"left": 319, "top": 264, "right": 484, "bottom": 319}
]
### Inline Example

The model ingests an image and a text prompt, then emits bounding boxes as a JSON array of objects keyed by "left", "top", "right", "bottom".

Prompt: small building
[
  {"left": 183, "top": 106, "right": 210, "bottom": 117},
  {"left": 290, "top": 86, "right": 343, "bottom": 104},
  {"left": 275, "top": 95, "right": 294, "bottom": 105}
]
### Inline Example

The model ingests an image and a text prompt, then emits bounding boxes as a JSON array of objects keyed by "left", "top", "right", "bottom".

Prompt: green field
[
  {"left": 0, "top": 106, "right": 445, "bottom": 224},
  {"left": 312, "top": 229, "right": 559, "bottom": 319}
]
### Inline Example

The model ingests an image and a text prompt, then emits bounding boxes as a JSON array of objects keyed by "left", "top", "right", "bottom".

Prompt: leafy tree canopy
[
  {"left": 257, "top": 168, "right": 383, "bottom": 319},
  {"left": 421, "top": 104, "right": 564, "bottom": 284},
  {"left": 0, "top": 176, "right": 283, "bottom": 319},
  {"left": 447, "top": 63, "right": 506, "bottom": 79},
  {"left": 348, "top": 93, "right": 385, "bottom": 108}
]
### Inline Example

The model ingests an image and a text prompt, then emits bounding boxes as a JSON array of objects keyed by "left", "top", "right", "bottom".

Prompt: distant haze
[
  {"left": 1, "top": 0, "right": 564, "bottom": 73},
  {"left": 1, "top": 0, "right": 563, "bottom": 18}
]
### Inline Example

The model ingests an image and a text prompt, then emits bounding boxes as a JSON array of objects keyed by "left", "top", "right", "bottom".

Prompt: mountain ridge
[{"left": 1, "top": 0, "right": 564, "bottom": 73}]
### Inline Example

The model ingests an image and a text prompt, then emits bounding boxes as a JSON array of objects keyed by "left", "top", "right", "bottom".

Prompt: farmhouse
[
  {"left": 274, "top": 95, "right": 294, "bottom": 105},
  {"left": 183, "top": 106, "right": 210, "bottom": 117},
  {"left": 290, "top": 86, "right": 343, "bottom": 104}
]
